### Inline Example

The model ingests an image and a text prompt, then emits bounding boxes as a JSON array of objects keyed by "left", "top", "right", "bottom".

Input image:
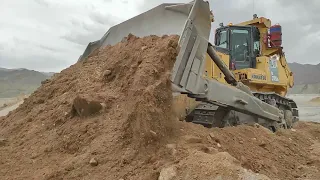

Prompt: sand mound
[
  {"left": 1, "top": 34, "right": 320, "bottom": 180},
  {"left": 310, "top": 97, "right": 320, "bottom": 103}
]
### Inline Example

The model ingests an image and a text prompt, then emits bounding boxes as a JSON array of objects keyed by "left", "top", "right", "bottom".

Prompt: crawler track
[{"left": 187, "top": 92, "right": 299, "bottom": 130}]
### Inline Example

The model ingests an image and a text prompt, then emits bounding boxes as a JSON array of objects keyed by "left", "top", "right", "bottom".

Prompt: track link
[
  {"left": 186, "top": 92, "right": 299, "bottom": 130},
  {"left": 252, "top": 92, "right": 299, "bottom": 123}
]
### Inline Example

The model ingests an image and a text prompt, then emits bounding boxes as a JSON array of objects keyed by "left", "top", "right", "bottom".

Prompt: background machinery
[{"left": 79, "top": 0, "right": 299, "bottom": 131}]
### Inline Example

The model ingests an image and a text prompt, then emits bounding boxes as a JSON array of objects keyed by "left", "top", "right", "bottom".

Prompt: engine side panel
[{"left": 232, "top": 55, "right": 291, "bottom": 96}]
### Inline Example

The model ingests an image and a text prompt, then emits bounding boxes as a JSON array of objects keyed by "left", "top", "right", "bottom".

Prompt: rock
[
  {"left": 3, "top": 103, "right": 7, "bottom": 108},
  {"left": 199, "top": 146, "right": 210, "bottom": 153},
  {"left": 209, "top": 133, "right": 215, "bottom": 138},
  {"left": 254, "top": 123, "right": 260, "bottom": 128},
  {"left": 166, "top": 144, "right": 177, "bottom": 156},
  {"left": 208, "top": 133, "right": 220, "bottom": 143},
  {"left": 166, "top": 144, "right": 176, "bottom": 149},
  {"left": 259, "top": 142, "right": 267, "bottom": 147},
  {"left": 207, "top": 147, "right": 218, "bottom": 154},
  {"left": 103, "top": 70, "right": 112, "bottom": 77},
  {"left": 37, "top": 99, "right": 45, "bottom": 104},
  {"left": 183, "top": 135, "right": 202, "bottom": 143},
  {"left": 193, "top": 175, "right": 198, "bottom": 179},
  {"left": 270, "top": 165, "right": 278, "bottom": 174},
  {"left": 100, "top": 103, "right": 107, "bottom": 108},
  {"left": 297, "top": 165, "right": 304, "bottom": 170},
  {"left": 71, "top": 96, "right": 102, "bottom": 117},
  {"left": 41, "top": 79, "right": 50, "bottom": 85},
  {"left": 293, "top": 174, "right": 300, "bottom": 178},
  {"left": 239, "top": 140, "right": 244, "bottom": 144},
  {"left": 89, "top": 158, "right": 98, "bottom": 166},
  {"left": 217, "top": 143, "right": 221, "bottom": 148},
  {"left": 0, "top": 138, "right": 8, "bottom": 146},
  {"left": 291, "top": 129, "right": 296, "bottom": 132},
  {"left": 30, "top": 153, "right": 39, "bottom": 159},
  {"left": 100, "top": 103, "right": 109, "bottom": 112},
  {"left": 150, "top": 130, "right": 157, "bottom": 137},
  {"left": 158, "top": 166, "right": 177, "bottom": 180},
  {"left": 141, "top": 46, "right": 148, "bottom": 51},
  {"left": 206, "top": 136, "right": 212, "bottom": 142},
  {"left": 240, "top": 155, "right": 247, "bottom": 163}
]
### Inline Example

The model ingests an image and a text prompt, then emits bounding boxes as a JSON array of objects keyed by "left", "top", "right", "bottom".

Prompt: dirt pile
[
  {"left": 0, "top": 34, "right": 320, "bottom": 180},
  {"left": 310, "top": 97, "right": 320, "bottom": 103},
  {"left": 0, "top": 34, "right": 181, "bottom": 180}
]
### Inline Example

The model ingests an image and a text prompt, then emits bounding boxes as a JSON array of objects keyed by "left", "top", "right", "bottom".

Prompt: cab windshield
[
  {"left": 215, "top": 26, "right": 260, "bottom": 69},
  {"left": 230, "top": 29, "right": 250, "bottom": 62}
]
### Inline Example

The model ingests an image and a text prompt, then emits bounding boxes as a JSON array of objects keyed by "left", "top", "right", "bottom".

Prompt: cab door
[{"left": 229, "top": 27, "right": 252, "bottom": 70}]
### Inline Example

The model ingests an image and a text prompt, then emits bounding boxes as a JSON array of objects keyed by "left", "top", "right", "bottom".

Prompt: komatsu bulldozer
[{"left": 79, "top": 0, "right": 299, "bottom": 131}]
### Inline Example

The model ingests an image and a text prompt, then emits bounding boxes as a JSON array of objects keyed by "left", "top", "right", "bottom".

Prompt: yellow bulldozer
[{"left": 79, "top": 0, "right": 299, "bottom": 131}]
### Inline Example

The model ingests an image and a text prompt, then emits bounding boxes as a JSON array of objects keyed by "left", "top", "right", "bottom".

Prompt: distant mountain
[
  {"left": 0, "top": 62, "right": 318, "bottom": 97},
  {"left": 0, "top": 67, "right": 13, "bottom": 72},
  {"left": 288, "top": 63, "right": 320, "bottom": 85},
  {"left": 288, "top": 63, "right": 320, "bottom": 94},
  {"left": 289, "top": 83, "right": 320, "bottom": 94},
  {"left": 0, "top": 67, "right": 53, "bottom": 98}
]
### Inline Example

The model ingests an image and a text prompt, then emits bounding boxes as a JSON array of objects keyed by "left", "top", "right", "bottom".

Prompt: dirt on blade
[{"left": 0, "top": 34, "right": 320, "bottom": 180}]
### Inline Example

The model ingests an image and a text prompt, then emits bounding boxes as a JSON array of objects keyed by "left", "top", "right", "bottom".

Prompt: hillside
[
  {"left": 288, "top": 63, "right": 320, "bottom": 94},
  {"left": 289, "top": 63, "right": 320, "bottom": 85},
  {"left": 289, "top": 83, "right": 320, "bottom": 94},
  {"left": 0, "top": 68, "right": 53, "bottom": 98}
]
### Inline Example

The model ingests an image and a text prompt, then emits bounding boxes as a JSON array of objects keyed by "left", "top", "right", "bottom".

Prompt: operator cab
[{"left": 214, "top": 25, "right": 260, "bottom": 70}]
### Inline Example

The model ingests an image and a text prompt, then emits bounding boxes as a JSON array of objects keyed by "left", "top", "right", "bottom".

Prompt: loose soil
[{"left": 0, "top": 34, "right": 320, "bottom": 180}]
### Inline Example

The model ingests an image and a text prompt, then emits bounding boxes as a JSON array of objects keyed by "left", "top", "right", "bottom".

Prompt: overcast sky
[{"left": 0, "top": 0, "right": 319, "bottom": 72}]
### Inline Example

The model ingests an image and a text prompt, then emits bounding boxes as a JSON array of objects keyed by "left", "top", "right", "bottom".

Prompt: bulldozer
[{"left": 79, "top": 0, "right": 299, "bottom": 131}]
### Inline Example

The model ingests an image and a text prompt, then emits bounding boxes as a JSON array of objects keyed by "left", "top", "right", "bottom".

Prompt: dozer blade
[{"left": 79, "top": 0, "right": 210, "bottom": 61}]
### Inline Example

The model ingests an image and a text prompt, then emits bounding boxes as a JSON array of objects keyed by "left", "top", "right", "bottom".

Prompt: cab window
[
  {"left": 253, "top": 29, "right": 260, "bottom": 56},
  {"left": 216, "top": 30, "right": 228, "bottom": 48}
]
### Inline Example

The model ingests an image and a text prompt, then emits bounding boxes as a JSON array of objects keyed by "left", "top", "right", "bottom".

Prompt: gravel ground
[{"left": 287, "top": 94, "right": 320, "bottom": 122}]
